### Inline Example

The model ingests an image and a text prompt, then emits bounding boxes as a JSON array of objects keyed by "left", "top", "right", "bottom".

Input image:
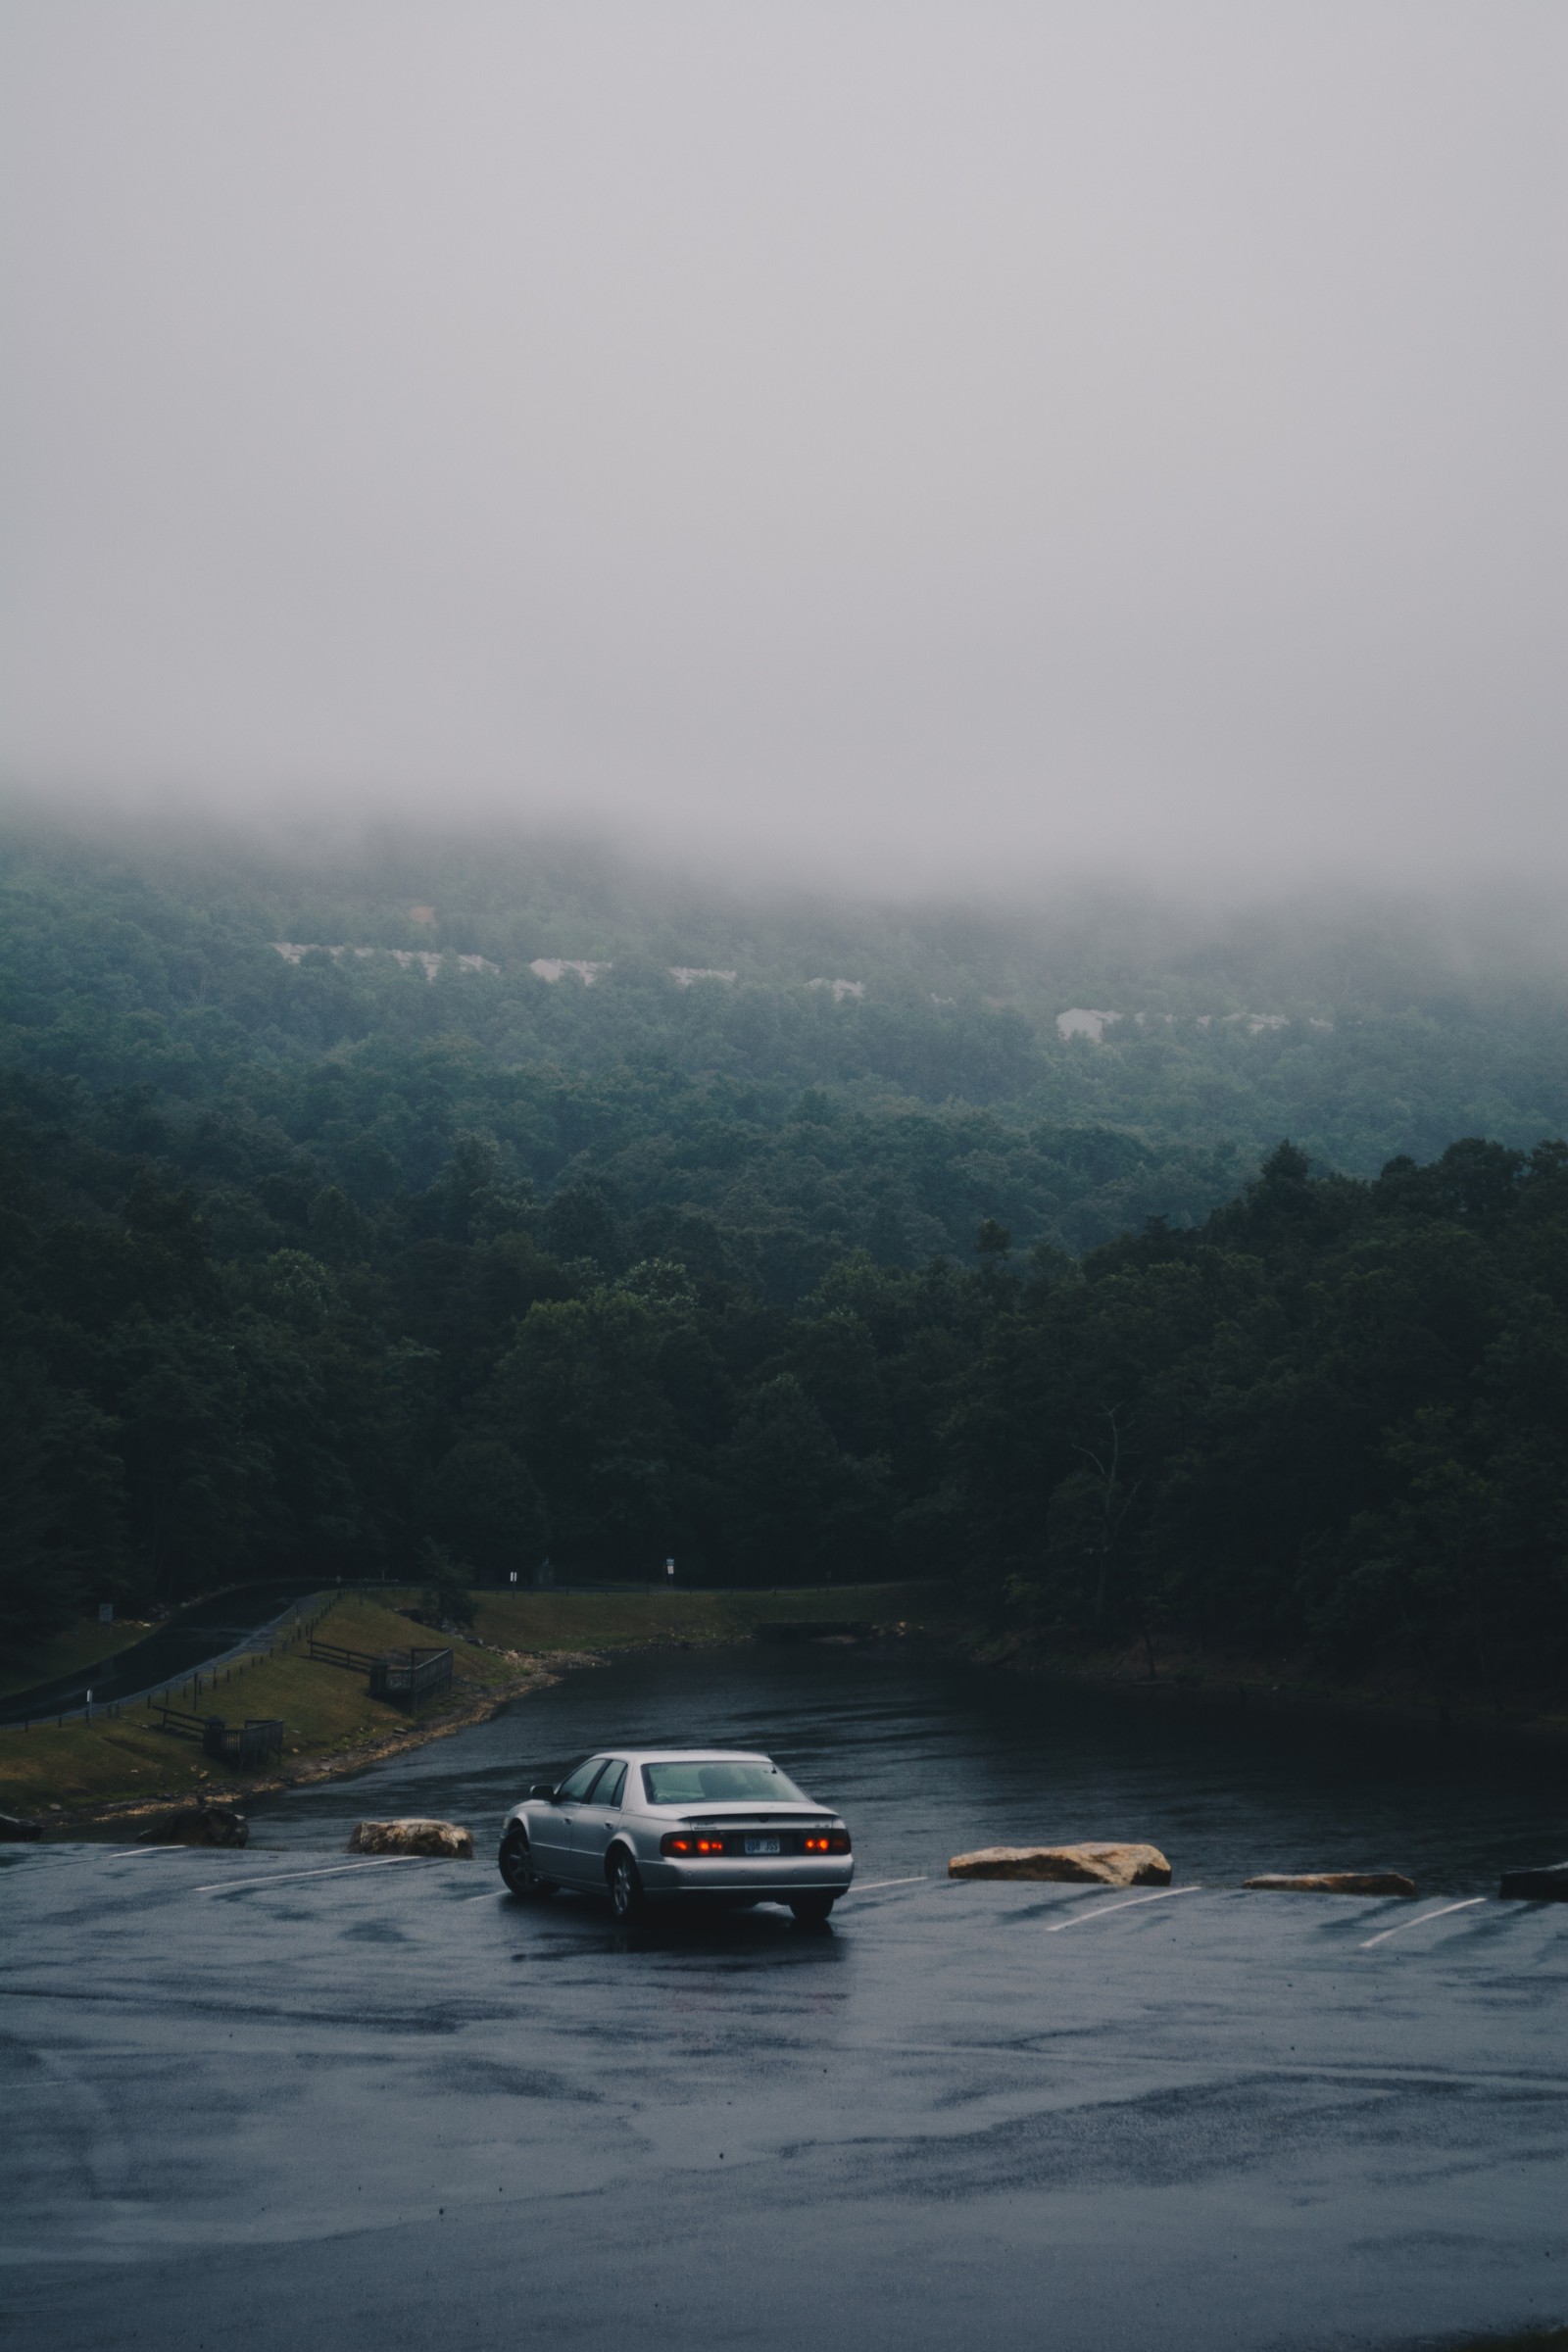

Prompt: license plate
[{"left": 745, "top": 1837, "right": 782, "bottom": 1856}]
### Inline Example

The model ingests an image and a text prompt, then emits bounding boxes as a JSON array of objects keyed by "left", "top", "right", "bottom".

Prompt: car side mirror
[{"left": 528, "top": 1783, "right": 557, "bottom": 1801}]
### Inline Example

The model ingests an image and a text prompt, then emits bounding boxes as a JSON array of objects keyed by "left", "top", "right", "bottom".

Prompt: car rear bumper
[{"left": 644, "top": 1855, "right": 854, "bottom": 1898}]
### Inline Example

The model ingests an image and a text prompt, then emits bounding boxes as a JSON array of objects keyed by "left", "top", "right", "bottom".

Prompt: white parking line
[
  {"left": 1044, "top": 1886, "right": 1200, "bottom": 1931},
  {"left": 1360, "top": 1897, "right": 1485, "bottom": 1948},
  {"left": 108, "top": 1846, "right": 189, "bottom": 1860},
  {"left": 849, "top": 1877, "right": 928, "bottom": 1892},
  {"left": 5, "top": 1846, "right": 183, "bottom": 1870},
  {"left": 194, "top": 1859, "right": 419, "bottom": 1895}
]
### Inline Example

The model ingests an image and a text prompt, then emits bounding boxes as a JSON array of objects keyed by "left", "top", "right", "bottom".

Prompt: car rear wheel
[
  {"left": 609, "top": 1849, "right": 645, "bottom": 1921},
  {"left": 499, "top": 1830, "right": 555, "bottom": 1899},
  {"left": 788, "top": 1893, "right": 836, "bottom": 1925}
]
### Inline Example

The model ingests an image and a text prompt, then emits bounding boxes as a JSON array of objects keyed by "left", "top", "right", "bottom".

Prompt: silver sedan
[{"left": 499, "top": 1747, "right": 855, "bottom": 1923}]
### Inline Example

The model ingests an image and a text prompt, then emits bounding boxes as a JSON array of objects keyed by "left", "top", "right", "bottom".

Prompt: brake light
[
  {"left": 661, "top": 1833, "right": 728, "bottom": 1857},
  {"left": 803, "top": 1832, "right": 851, "bottom": 1854}
]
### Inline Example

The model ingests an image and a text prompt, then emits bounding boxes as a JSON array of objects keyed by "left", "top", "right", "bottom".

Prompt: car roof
[{"left": 595, "top": 1748, "right": 775, "bottom": 1765}]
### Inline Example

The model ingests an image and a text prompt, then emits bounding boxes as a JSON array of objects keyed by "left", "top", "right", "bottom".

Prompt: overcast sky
[{"left": 1, "top": 2, "right": 1562, "bottom": 891}]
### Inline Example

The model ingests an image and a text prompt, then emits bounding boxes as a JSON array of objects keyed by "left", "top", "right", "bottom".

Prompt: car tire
[
  {"left": 609, "top": 1848, "right": 646, "bottom": 1922},
  {"left": 788, "top": 1893, "right": 836, "bottom": 1926},
  {"left": 499, "top": 1830, "right": 555, "bottom": 1899}
]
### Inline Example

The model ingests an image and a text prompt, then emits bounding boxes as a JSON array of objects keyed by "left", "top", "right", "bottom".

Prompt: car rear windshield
[{"left": 640, "top": 1759, "right": 809, "bottom": 1806}]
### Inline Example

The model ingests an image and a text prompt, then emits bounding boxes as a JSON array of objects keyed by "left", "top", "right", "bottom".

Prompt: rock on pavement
[
  {"left": 1245, "top": 1871, "right": 1417, "bottom": 1896},
  {"left": 1498, "top": 1861, "right": 1568, "bottom": 1900},
  {"left": 349, "top": 1819, "right": 473, "bottom": 1857},
  {"left": 137, "top": 1805, "right": 249, "bottom": 1847},
  {"left": 949, "top": 1841, "right": 1172, "bottom": 1886}
]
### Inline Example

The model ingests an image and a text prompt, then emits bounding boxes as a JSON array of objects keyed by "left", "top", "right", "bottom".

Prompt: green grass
[
  {"left": 0, "top": 1616, "right": 158, "bottom": 1700},
  {"left": 0, "top": 1583, "right": 942, "bottom": 1819},
  {"left": 0, "top": 1592, "right": 524, "bottom": 1818},
  {"left": 466, "top": 1580, "right": 945, "bottom": 1653}
]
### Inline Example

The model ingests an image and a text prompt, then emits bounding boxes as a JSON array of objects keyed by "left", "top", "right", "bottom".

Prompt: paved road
[
  {"left": 4, "top": 1842, "right": 1565, "bottom": 2351},
  {"left": 0, "top": 1582, "right": 324, "bottom": 1726}
]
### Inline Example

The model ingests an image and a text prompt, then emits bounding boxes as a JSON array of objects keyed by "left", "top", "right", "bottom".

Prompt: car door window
[
  {"left": 592, "top": 1762, "right": 626, "bottom": 1810},
  {"left": 557, "top": 1757, "right": 606, "bottom": 1802}
]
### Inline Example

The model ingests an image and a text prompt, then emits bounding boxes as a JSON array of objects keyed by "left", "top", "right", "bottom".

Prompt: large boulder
[
  {"left": 137, "top": 1805, "right": 249, "bottom": 1848},
  {"left": 0, "top": 1815, "right": 42, "bottom": 1842},
  {"left": 1245, "top": 1871, "right": 1416, "bottom": 1896},
  {"left": 349, "top": 1818, "right": 473, "bottom": 1858},
  {"left": 949, "top": 1841, "right": 1171, "bottom": 1887},
  {"left": 1498, "top": 1862, "right": 1568, "bottom": 1901}
]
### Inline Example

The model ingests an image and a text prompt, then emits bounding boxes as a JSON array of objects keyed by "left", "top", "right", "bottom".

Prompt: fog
[{"left": 2, "top": 2, "right": 1563, "bottom": 893}]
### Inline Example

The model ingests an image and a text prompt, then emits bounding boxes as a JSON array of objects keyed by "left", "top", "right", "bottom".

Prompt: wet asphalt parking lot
[{"left": 4, "top": 1644, "right": 1567, "bottom": 2349}]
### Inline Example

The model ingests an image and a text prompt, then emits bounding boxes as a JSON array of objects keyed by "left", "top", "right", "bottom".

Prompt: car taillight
[
  {"left": 803, "top": 1832, "right": 851, "bottom": 1853},
  {"left": 661, "top": 1833, "right": 728, "bottom": 1857}
]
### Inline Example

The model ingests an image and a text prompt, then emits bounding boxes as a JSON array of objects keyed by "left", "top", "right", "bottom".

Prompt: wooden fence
[{"left": 307, "top": 1634, "right": 452, "bottom": 1713}]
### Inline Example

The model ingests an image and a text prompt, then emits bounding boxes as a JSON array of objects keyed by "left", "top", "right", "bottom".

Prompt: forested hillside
[
  {"left": 4, "top": 817, "right": 1567, "bottom": 1704},
  {"left": 7, "top": 819, "right": 1568, "bottom": 1189}
]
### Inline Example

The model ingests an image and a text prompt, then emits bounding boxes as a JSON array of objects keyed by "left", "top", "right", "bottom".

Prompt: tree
[
  {"left": 420, "top": 1439, "right": 547, "bottom": 1586},
  {"left": 715, "top": 1375, "right": 889, "bottom": 1585},
  {"left": 416, "top": 1540, "right": 476, "bottom": 1631}
]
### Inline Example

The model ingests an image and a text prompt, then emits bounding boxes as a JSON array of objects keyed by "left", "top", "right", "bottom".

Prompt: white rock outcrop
[
  {"left": 529, "top": 958, "right": 611, "bottom": 985},
  {"left": 1055, "top": 1008, "right": 1118, "bottom": 1042}
]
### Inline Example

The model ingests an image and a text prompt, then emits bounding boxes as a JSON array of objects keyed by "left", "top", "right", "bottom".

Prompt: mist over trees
[{"left": 4, "top": 819, "right": 1568, "bottom": 1703}]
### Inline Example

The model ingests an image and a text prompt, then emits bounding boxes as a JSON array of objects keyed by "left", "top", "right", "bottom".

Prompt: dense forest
[{"left": 4, "top": 816, "right": 1567, "bottom": 1704}]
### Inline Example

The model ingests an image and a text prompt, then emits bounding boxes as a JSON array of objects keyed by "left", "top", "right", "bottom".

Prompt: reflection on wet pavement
[
  {"left": 249, "top": 1638, "right": 1568, "bottom": 1893},
  {"left": 4, "top": 1645, "right": 1566, "bottom": 2351}
]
